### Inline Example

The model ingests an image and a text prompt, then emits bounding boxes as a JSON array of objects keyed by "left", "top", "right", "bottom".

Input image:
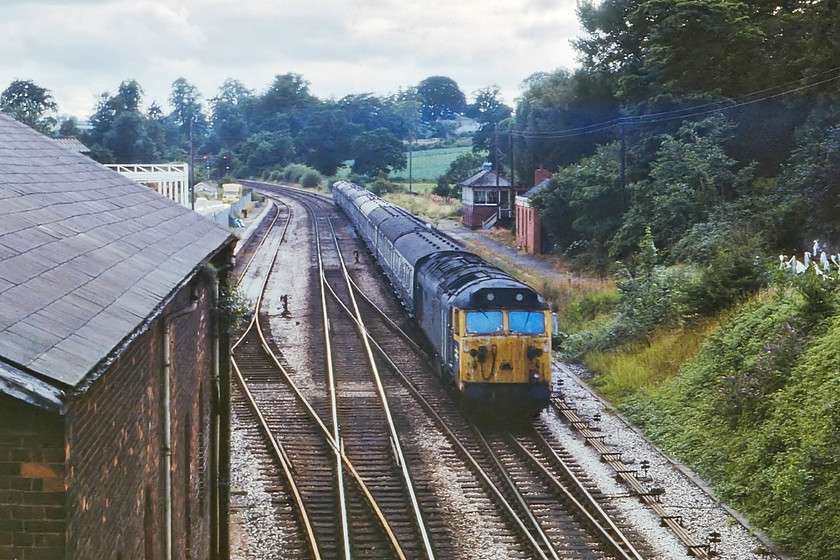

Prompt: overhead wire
[{"left": 511, "top": 66, "right": 840, "bottom": 140}]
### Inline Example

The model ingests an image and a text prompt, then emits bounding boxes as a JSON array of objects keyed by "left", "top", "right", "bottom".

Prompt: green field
[{"left": 392, "top": 146, "right": 473, "bottom": 180}]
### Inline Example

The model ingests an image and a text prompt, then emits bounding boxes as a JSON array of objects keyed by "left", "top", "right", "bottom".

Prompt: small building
[
  {"left": 459, "top": 163, "right": 517, "bottom": 229},
  {"left": 0, "top": 114, "right": 236, "bottom": 560},
  {"left": 193, "top": 181, "right": 219, "bottom": 199},
  {"left": 515, "top": 165, "right": 552, "bottom": 254}
]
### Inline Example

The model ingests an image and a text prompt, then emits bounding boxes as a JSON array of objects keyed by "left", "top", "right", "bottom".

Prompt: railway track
[{"left": 230, "top": 181, "right": 654, "bottom": 559}]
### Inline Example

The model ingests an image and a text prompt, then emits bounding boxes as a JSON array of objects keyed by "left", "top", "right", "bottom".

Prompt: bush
[
  {"left": 281, "top": 163, "right": 310, "bottom": 183},
  {"left": 300, "top": 169, "right": 323, "bottom": 189}
]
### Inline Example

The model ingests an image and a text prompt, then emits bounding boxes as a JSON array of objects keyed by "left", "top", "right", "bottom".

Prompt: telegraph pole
[{"left": 189, "top": 118, "right": 195, "bottom": 211}]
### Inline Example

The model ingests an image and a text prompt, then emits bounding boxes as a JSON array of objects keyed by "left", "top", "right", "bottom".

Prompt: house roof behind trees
[{"left": 0, "top": 114, "right": 233, "bottom": 395}]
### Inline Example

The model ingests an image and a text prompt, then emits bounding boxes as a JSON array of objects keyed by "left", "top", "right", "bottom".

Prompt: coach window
[
  {"left": 508, "top": 311, "right": 545, "bottom": 335},
  {"left": 466, "top": 311, "right": 503, "bottom": 334}
]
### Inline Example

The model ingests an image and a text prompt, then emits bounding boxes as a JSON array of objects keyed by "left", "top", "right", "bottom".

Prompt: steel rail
[
  {"left": 232, "top": 198, "right": 285, "bottom": 289},
  {"left": 230, "top": 192, "right": 407, "bottom": 560},
  {"left": 301, "top": 194, "right": 410, "bottom": 560},
  {"left": 550, "top": 359, "right": 711, "bottom": 559},
  {"left": 311, "top": 209, "right": 352, "bottom": 559},
  {"left": 228, "top": 200, "right": 322, "bottom": 559},
  {"left": 322, "top": 212, "right": 436, "bottom": 560},
  {"left": 512, "top": 431, "right": 645, "bottom": 560},
  {"left": 327, "top": 286, "right": 555, "bottom": 560}
]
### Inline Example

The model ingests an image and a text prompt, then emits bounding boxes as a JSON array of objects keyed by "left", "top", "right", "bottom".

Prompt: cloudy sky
[{"left": 2, "top": 0, "right": 585, "bottom": 120}]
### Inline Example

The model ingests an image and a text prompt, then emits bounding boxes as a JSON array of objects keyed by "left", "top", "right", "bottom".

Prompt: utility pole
[
  {"left": 189, "top": 118, "right": 195, "bottom": 211},
  {"left": 619, "top": 118, "right": 626, "bottom": 213},
  {"left": 408, "top": 129, "right": 413, "bottom": 193}
]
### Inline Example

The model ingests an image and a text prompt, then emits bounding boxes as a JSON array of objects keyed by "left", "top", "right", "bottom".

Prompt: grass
[
  {"left": 392, "top": 146, "right": 473, "bottom": 180},
  {"left": 583, "top": 322, "right": 716, "bottom": 402},
  {"left": 383, "top": 192, "right": 462, "bottom": 221}
]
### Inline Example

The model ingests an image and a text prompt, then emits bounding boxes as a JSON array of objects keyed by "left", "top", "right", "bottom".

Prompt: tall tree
[
  {"left": 469, "top": 86, "right": 513, "bottom": 156},
  {"left": 0, "top": 79, "right": 58, "bottom": 134},
  {"left": 514, "top": 68, "right": 619, "bottom": 178},
  {"left": 168, "top": 77, "right": 208, "bottom": 139},
  {"left": 350, "top": 128, "right": 406, "bottom": 176},
  {"left": 416, "top": 76, "right": 466, "bottom": 121},
  {"left": 207, "top": 79, "right": 252, "bottom": 152},
  {"left": 85, "top": 80, "right": 161, "bottom": 163}
]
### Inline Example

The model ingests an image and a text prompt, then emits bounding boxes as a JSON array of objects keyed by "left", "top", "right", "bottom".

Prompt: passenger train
[{"left": 332, "top": 181, "right": 552, "bottom": 417}]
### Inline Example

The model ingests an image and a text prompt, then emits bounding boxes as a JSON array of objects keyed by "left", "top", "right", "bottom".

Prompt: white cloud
[{"left": 0, "top": 0, "right": 584, "bottom": 118}]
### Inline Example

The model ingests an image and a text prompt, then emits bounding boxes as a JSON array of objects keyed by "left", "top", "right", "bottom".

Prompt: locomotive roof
[
  {"left": 0, "top": 114, "right": 234, "bottom": 403},
  {"left": 419, "top": 251, "right": 548, "bottom": 310}
]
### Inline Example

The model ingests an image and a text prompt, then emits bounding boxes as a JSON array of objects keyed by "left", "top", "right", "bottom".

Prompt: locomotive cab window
[
  {"left": 465, "top": 311, "right": 504, "bottom": 334},
  {"left": 508, "top": 311, "right": 546, "bottom": 335}
]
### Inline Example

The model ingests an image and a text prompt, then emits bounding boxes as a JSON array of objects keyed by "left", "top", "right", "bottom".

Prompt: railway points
[{"left": 227, "top": 180, "right": 786, "bottom": 560}]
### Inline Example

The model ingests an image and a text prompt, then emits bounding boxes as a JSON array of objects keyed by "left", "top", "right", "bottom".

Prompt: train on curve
[{"left": 332, "top": 181, "right": 552, "bottom": 418}]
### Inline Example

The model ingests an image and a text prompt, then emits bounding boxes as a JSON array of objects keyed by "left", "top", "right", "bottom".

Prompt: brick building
[
  {"left": 0, "top": 114, "right": 236, "bottom": 560},
  {"left": 459, "top": 163, "right": 514, "bottom": 229},
  {"left": 515, "top": 165, "right": 552, "bottom": 254}
]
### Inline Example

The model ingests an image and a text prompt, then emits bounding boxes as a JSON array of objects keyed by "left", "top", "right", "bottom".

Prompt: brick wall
[
  {"left": 64, "top": 280, "right": 216, "bottom": 560},
  {"left": 0, "top": 395, "right": 66, "bottom": 560}
]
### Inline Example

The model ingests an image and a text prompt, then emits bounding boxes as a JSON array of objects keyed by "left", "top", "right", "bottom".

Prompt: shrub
[
  {"left": 281, "top": 163, "right": 310, "bottom": 183},
  {"left": 300, "top": 169, "right": 323, "bottom": 189}
]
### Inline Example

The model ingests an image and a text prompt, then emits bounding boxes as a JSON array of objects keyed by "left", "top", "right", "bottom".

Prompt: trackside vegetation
[
  {"left": 5, "top": 3, "right": 840, "bottom": 558},
  {"left": 557, "top": 240, "right": 840, "bottom": 559}
]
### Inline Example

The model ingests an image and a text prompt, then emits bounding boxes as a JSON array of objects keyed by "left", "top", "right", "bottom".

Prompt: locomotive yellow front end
[{"left": 452, "top": 306, "right": 552, "bottom": 416}]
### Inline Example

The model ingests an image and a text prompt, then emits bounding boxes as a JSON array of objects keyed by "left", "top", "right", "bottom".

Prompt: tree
[
  {"left": 207, "top": 79, "right": 252, "bottom": 152},
  {"left": 416, "top": 76, "right": 466, "bottom": 121},
  {"left": 613, "top": 117, "right": 751, "bottom": 256},
  {"left": 168, "top": 77, "right": 208, "bottom": 139},
  {"left": 532, "top": 141, "right": 624, "bottom": 265},
  {"left": 239, "top": 131, "right": 295, "bottom": 176},
  {"left": 294, "top": 103, "right": 354, "bottom": 176},
  {"left": 435, "top": 152, "right": 486, "bottom": 198},
  {"left": 1, "top": 79, "right": 58, "bottom": 133},
  {"left": 84, "top": 80, "right": 163, "bottom": 163},
  {"left": 514, "top": 68, "right": 619, "bottom": 178},
  {"left": 351, "top": 128, "right": 406, "bottom": 176},
  {"left": 469, "top": 86, "right": 513, "bottom": 155}
]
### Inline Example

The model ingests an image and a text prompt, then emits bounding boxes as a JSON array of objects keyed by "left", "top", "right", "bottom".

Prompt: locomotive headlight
[
  {"left": 486, "top": 293, "right": 495, "bottom": 301},
  {"left": 516, "top": 293, "right": 524, "bottom": 302},
  {"left": 529, "top": 369, "right": 540, "bottom": 383}
]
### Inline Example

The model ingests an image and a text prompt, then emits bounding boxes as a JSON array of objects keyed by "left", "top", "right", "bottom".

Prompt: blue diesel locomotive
[{"left": 332, "top": 181, "right": 552, "bottom": 417}]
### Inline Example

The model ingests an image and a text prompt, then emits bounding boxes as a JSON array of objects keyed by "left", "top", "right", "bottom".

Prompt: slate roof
[
  {"left": 53, "top": 136, "right": 91, "bottom": 154},
  {"left": 524, "top": 178, "right": 551, "bottom": 197},
  {"left": 0, "top": 114, "right": 233, "bottom": 394},
  {"left": 458, "top": 169, "right": 511, "bottom": 188}
]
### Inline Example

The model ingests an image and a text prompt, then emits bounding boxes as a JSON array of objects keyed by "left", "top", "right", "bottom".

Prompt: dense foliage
[
  {"left": 518, "top": 1, "right": 840, "bottom": 268},
  {"left": 614, "top": 274, "right": 840, "bottom": 560},
  {"left": 1, "top": 73, "right": 499, "bottom": 184},
  {"left": 5, "top": 4, "right": 840, "bottom": 556}
]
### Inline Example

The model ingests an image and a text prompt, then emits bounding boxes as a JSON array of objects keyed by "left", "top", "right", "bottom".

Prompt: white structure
[{"left": 106, "top": 163, "right": 190, "bottom": 207}]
